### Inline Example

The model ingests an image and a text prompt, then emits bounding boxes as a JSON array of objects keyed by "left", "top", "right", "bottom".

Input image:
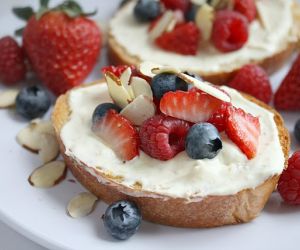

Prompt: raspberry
[
  {"left": 234, "top": 0, "right": 257, "bottom": 22},
  {"left": 139, "top": 115, "right": 191, "bottom": 160},
  {"left": 0, "top": 36, "right": 26, "bottom": 85},
  {"left": 278, "top": 151, "right": 300, "bottom": 205},
  {"left": 160, "top": 0, "right": 190, "bottom": 13},
  {"left": 212, "top": 10, "right": 249, "bottom": 53},
  {"left": 229, "top": 64, "right": 272, "bottom": 104},
  {"left": 156, "top": 22, "right": 200, "bottom": 55}
]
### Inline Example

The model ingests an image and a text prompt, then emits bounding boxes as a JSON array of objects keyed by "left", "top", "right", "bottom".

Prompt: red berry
[
  {"left": 92, "top": 110, "right": 139, "bottom": 161},
  {"left": 234, "top": 0, "right": 257, "bottom": 22},
  {"left": 212, "top": 10, "right": 249, "bottom": 52},
  {"left": 160, "top": 0, "right": 190, "bottom": 13},
  {"left": 207, "top": 103, "right": 232, "bottom": 132},
  {"left": 139, "top": 115, "right": 191, "bottom": 160},
  {"left": 155, "top": 22, "right": 200, "bottom": 55},
  {"left": 225, "top": 106, "right": 260, "bottom": 159},
  {"left": 101, "top": 65, "right": 134, "bottom": 77},
  {"left": 160, "top": 88, "right": 225, "bottom": 123},
  {"left": 274, "top": 53, "right": 300, "bottom": 110},
  {"left": 278, "top": 151, "right": 300, "bottom": 205},
  {"left": 229, "top": 64, "right": 272, "bottom": 104},
  {"left": 0, "top": 36, "right": 26, "bottom": 85}
]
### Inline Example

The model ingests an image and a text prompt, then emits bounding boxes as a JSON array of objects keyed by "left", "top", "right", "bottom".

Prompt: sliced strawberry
[
  {"left": 160, "top": 89, "right": 225, "bottom": 123},
  {"left": 101, "top": 65, "right": 135, "bottom": 78},
  {"left": 208, "top": 103, "right": 232, "bottom": 132},
  {"left": 92, "top": 110, "right": 139, "bottom": 161},
  {"left": 225, "top": 106, "right": 260, "bottom": 159}
]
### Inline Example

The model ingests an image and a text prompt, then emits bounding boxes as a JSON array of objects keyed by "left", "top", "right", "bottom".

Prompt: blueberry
[
  {"left": 15, "top": 85, "right": 51, "bottom": 120},
  {"left": 185, "top": 123, "right": 222, "bottom": 159},
  {"left": 92, "top": 103, "right": 121, "bottom": 124},
  {"left": 294, "top": 119, "right": 300, "bottom": 143},
  {"left": 185, "top": 4, "right": 198, "bottom": 22},
  {"left": 103, "top": 200, "right": 142, "bottom": 240},
  {"left": 133, "top": 0, "right": 161, "bottom": 22},
  {"left": 151, "top": 73, "right": 188, "bottom": 100}
]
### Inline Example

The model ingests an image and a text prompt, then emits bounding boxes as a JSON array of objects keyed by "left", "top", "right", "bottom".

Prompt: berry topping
[
  {"left": 225, "top": 106, "right": 260, "bottom": 159},
  {"left": 92, "top": 109, "right": 139, "bottom": 161},
  {"left": 155, "top": 22, "right": 200, "bottom": 55},
  {"left": 274, "top": 53, "right": 300, "bottom": 111},
  {"left": 295, "top": 119, "right": 300, "bottom": 143},
  {"left": 211, "top": 10, "right": 249, "bottom": 52},
  {"left": 185, "top": 123, "right": 222, "bottom": 159},
  {"left": 134, "top": 0, "right": 161, "bottom": 22},
  {"left": 103, "top": 200, "right": 141, "bottom": 240},
  {"left": 207, "top": 103, "right": 231, "bottom": 132},
  {"left": 16, "top": 86, "right": 51, "bottom": 120},
  {"left": 151, "top": 73, "right": 188, "bottom": 100},
  {"left": 278, "top": 151, "right": 300, "bottom": 205},
  {"left": 160, "top": 88, "right": 225, "bottom": 123},
  {"left": 0, "top": 36, "right": 26, "bottom": 85},
  {"left": 102, "top": 65, "right": 135, "bottom": 78},
  {"left": 139, "top": 115, "right": 191, "bottom": 160},
  {"left": 92, "top": 103, "right": 121, "bottom": 124},
  {"left": 234, "top": 0, "right": 257, "bottom": 22},
  {"left": 228, "top": 64, "right": 272, "bottom": 104},
  {"left": 161, "top": 0, "right": 191, "bottom": 13}
]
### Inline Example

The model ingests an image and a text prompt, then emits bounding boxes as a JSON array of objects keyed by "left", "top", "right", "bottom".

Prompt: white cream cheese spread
[
  {"left": 109, "top": 0, "right": 295, "bottom": 74},
  {"left": 60, "top": 83, "right": 285, "bottom": 199}
]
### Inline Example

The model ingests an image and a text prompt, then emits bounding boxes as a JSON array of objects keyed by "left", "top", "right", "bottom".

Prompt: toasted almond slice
[
  {"left": 67, "top": 192, "right": 98, "bottom": 218},
  {"left": 151, "top": 66, "right": 181, "bottom": 75},
  {"left": 177, "top": 73, "right": 231, "bottom": 102},
  {"left": 105, "top": 72, "right": 133, "bottom": 108},
  {"left": 0, "top": 89, "right": 19, "bottom": 109},
  {"left": 120, "top": 67, "right": 135, "bottom": 99},
  {"left": 139, "top": 61, "right": 162, "bottom": 78},
  {"left": 149, "top": 10, "right": 174, "bottom": 41},
  {"left": 38, "top": 134, "right": 60, "bottom": 164},
  {"left": 16, "top": 120, "right": 56, "bottom": 153},
  {"left": 131, "top": 77, "right": 153, "bottom": 100},
  {"left": 195, "top": 4, "right": 214, "bottom": 41},
  {"left": 29, "top": 161, "right": 66, "bottom": 188},
  {"left": 166, "top": 18, "right": 177, "bottom": 32},
  {"left": 120, "top": 95, "right": 156, "bottom": 126}
]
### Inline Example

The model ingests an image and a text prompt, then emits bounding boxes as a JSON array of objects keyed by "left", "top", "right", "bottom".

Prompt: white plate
[{"left": 1, "top": 1, "right": 300, "bottom": 249}]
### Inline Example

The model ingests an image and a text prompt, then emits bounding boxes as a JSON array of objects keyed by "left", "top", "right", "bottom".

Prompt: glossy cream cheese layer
[
  {"left": 109, "top": 0, "right": 295, "bottom": 74},
  {"left": 60, "top": 83, "right": 285, "bottom": 199}
]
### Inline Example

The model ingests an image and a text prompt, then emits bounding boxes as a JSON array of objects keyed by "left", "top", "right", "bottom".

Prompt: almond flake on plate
[
  {"left": 28, "top": 161, "right": 67, "bottom": 188},
  {"left": 0, "top": 89, "right": 19, "bottom": 109},
  {"left": 38, "top": 133, "right": 60, "bottom": 164},
  {"left": 67, "top": 192, "right": 98, "bottom": 218}
]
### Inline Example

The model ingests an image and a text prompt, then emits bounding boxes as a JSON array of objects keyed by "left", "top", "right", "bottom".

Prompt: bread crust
[
  {"left": 52, "top": 83, "right": 290, "bottom": 228},
  {"left": 107, "top": 2, "right": 300, "bottom": 85}
]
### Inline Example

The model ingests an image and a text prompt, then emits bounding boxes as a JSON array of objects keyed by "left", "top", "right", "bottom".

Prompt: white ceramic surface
[{"left": 0, "top": 1, "right": 300, "bottom": 249}]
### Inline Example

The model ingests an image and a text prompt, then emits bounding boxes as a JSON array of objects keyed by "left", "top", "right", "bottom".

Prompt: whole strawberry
[
  {"left": 13, "top": 0, "right": 101, "bottom": 95},
  {"left": 0, "top": 36, "right": 26, "bottom": 85}
]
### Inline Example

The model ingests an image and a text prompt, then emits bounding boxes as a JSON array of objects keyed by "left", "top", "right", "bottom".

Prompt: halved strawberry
[
  {"left": 225, "top": 106, "right": 260, "bottom": 159},
  {"left": 208, "top": 103, "right": 232, "bottom": 132},
  {"left": 92, "top": 110, "right": 139, "bottom": 161},
  {"left": 160, "top": 89, "right": 225, "bottom": 123}
]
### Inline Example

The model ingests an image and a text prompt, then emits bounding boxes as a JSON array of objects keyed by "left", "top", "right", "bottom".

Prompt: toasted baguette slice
[
  {"left": 52, "top": 84, "right": 290, "bottom": 228},
  {"left": 107, "top": 1, "right": 300, "bottom": 85}
]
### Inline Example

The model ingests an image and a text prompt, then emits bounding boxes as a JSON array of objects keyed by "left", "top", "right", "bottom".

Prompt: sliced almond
[
  {"left": 131, "top": 76, "right": 153, "bottom": 100},
  {"left": 16, "top": 120, "right": 55, "bottom": 153},
  {"left": 105, "top": 72, "right": 133, "bottom": 108},
  {"left": 149, "top": 10, "right": 174, "bottom": 41},
  {"left": 166, "top": 18, "right": 177, "bottom": 32},
  {"left": 0, "top": 89, "right": 19, "bottom": 109},
  {"left": 139, "top": 61, "right": 162, "bottom": 78},
  {"left": 67, "top": 192, "right": 98, "bottom": 218},
  {"left": 151, "top": 66, "right": 181, "bottom": 75},
  {"left": 177, "top": 73, "right": 231, "bottom": 102},
  {"left": 28, "top": 161, "right": 66, "bottom": 188},
  {"left": 120, "top": 95, "right": 156, "bottom": 126},
  {"left": 195, "top": 4, "right": 214, "bottom": 41},
  {"left": 38, "top": 134, "right": 60, "bottom": 164},
  {"left": 120, "top": 67, "right": 135, "bottom": 99},
  {"left": 191, "top": 0, "right": 207, "bottom": 5}
]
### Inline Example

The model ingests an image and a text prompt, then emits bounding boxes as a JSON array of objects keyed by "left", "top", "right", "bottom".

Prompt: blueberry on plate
[
  {"left": 103, "top": 200, "right": 142, "bottom": 240},
  {"left": 295, "top": 119, "right": 300, "bottom": 143},
  {"left": 92, "top": 103, "right": 121, "bottom": 124},
  {"left": 151, "top": 73, "right": 188, "bottom": 100},
  {"left": 16, "top": 85, "right": 51, "bottom": 120},
  {"left": 185, "top": 123, "right": 222, "bottom": 159},
  {"left": 133, "top": 0, "right": 161, "bottom": 22}
]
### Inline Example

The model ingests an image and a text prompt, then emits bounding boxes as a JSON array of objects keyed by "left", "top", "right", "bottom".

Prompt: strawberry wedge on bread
[{"left": 52, "top": 62, "right": 289, "bottom": 228}]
